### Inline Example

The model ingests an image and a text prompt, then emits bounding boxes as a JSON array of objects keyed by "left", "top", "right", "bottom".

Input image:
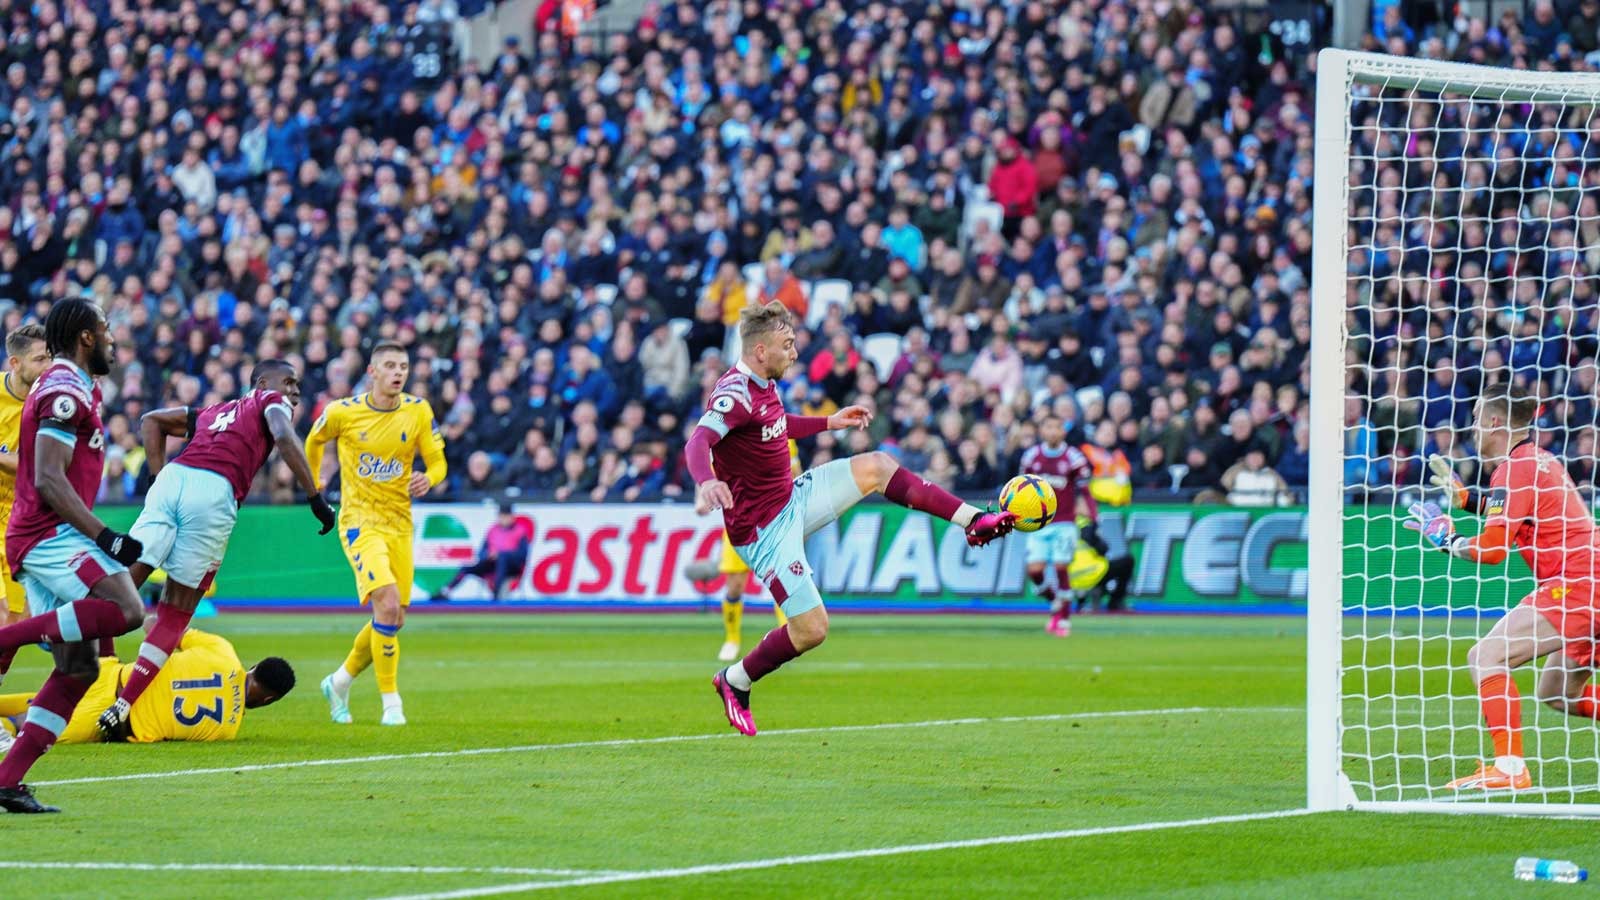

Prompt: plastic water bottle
[{"left": 1514, "top": 857, "right": 1588, "bottom": 883}]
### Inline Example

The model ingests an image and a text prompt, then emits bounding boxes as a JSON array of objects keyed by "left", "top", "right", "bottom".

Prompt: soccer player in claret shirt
[
  {"left": 691, "top": 302, "right": 1016, "bottom": 736},
  {"left": 1408, "top": 383, "right": 1600, "bottom": 791},
  {"left": 0, "top": 300, "right": 147, "bottom": 813},
  {"left": 1019, "top": 414, "right": 1103, "bottom": 637},
  {"left": 90, "top": 359, "right": 337, "bottom": 740},
  {"left": 305, "top": 341, "right": 447, "bottom": 727}
]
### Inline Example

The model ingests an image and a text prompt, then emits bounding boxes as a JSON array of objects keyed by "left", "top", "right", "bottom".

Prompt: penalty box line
[
  {"left": 34, "top": 706, "right": 1298, "bottom": 789},
  {"left": 372, "top": 809, "right": 1318, "bottom": 900}
]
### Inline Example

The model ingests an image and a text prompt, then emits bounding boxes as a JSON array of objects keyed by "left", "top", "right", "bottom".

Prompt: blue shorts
[
  {"left": 19, "top": 524, "right": 127, "bottom": 617},
  {"left": 1026, "top": 523, "right": 1080, "bottom": 566},
  {"left": 129, "top": 463, "right": 238, "bottom": 589},
  {"left": 733, "top": 459, "right": 863, "bottom": 618}
]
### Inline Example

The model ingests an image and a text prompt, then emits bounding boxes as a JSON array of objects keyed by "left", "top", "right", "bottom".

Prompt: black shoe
[{"left": 0, "top": 785, "right": 58, "bottom": 814}]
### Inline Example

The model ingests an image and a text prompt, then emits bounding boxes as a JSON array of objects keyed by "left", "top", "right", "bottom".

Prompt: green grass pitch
[{"left": 0, "top": 613, "right": 1593, "bottom": 898}]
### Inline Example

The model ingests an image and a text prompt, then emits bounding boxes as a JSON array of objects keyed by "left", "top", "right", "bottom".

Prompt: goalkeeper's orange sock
[{"left": 1479, "top": 673, "right": 1524, "bottom": 760}]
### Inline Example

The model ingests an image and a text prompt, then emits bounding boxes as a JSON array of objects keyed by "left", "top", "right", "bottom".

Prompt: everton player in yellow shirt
[
  {"left": 0, "top": 325, "right": 49, "bottom": 633},
  {"left": 0, "top": 626, "right": 293, "bottom": 743},
  {"left": 305, "top": 342, "right": 446, "bottom": 726}
]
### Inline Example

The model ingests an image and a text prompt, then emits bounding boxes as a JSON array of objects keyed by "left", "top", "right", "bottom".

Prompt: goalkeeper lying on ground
[{"left": 0, "top": 626, "right": 293, "bottom": 744}]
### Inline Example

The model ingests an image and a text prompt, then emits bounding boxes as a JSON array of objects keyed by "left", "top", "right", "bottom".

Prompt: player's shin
[
  {"left": 370, "top": 620, "right": 402, "bottom": 713},
  {"left": 883, "top": 467, "right": 974, "bottom": 525},
  {"left": 0, "top": 598, "right": 134, "bottom": 651},
  {"left": 1479, "top": 672, "right": 1526, "bottom": 766},
  {"left": 0, "top": 671, "right": 89, "bottom": 786},
  {"left": 118, "top": 601, "right": 195, "bottom": 709},
  {"left": 722, "top": 596, "right": 743, "bottom": 645},
  {"left": 335, "top": 621, "right": 375, "bottom": 690}
]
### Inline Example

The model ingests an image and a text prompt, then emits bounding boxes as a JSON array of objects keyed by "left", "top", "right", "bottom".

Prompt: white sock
[
  {"left": 953, "top": 503, "right": 981, "bottom": 528},
  {"left": 330, "top": 668, "right": 354, "bottom": 696},
  {"left": 726, "top": 662, "right": 752, "bottom": 691},
  {"left": 1495, "top": 754, "right": 1527, "bottom": 775},
  {"left": 381, "top": 691, "right": 403, "bottom": 712}
]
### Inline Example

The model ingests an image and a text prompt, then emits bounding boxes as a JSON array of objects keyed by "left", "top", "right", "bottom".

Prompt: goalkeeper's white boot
[
  {"left": 321, "top": 674, "right": 353, "bottom": 725},
  {"left": 0, "top": 722, "right": 14, "bottom": 755},
  {"left": 380, "top": 702, "right": 406, "bottom": 726},
  {"left": 1445, "top": 759, "right": 1531, "bottom": 791}
]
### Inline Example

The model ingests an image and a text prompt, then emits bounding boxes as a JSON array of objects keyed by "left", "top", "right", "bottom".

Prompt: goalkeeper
[
  {"left": 1407, "top": 384, "right": 1600, "bottom": 792},
  {"left": 0, "top": 624, "right": 293, "bottom": 745}
]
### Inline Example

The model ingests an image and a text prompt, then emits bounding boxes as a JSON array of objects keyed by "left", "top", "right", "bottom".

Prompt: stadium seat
[
  {"left": 668, "top": 318, "right": 692, "bottom": 341},
  {"left": 742, "top": 262, "right": 765, "bottom": 288},
  {"left": 807, "top": 280, "right": 853, "bottom": 331},
  {"left": 860, "top": 333, "right": 903, "bottom": 381},
  {"left": 594, "top": 283, "right": 618, "bottom": 305}
]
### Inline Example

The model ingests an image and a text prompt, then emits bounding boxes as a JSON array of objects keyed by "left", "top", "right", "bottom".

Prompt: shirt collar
[
  {"left": 54, "top": 358, "right": 92, "bottom": 388},
  {"left": 736, "top": 359, "right": 771, "bottom": 389}
]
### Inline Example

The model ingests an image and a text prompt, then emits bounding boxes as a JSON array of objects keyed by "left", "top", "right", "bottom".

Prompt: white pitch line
[
  {"left": 373, "top": 808, "right": 1317, "bottom": 900},
  {"left": 34, "top": 706, "right": 1296, "bottom": 788},
  {"left": 0, "top": 861, "right": 619, "bottom": 878}
]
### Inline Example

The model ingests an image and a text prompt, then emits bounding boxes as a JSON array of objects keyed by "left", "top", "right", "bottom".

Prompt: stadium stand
[{"left": 0, "top": 0, "right": 1588, "bottom": 506}]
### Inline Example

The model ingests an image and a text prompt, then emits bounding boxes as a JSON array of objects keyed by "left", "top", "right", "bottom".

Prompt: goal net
[{"left": 1310, "top": 49, "right": 1600, "bottom": 816}]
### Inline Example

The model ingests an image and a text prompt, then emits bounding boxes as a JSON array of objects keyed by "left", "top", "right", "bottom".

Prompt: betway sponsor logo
[{"left": 760, "top": 416, "right": 787, "bottom": 442}]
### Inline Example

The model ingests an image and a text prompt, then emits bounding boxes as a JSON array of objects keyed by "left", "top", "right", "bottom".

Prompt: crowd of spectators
[{"left": 3, "top": 0, "right": 1598, "bottom": 508}]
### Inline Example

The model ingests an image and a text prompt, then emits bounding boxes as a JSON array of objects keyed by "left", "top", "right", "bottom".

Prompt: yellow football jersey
[
  {"left": 304, "top": 393, "right": 447, "bottom": 535},
  {"left": 0, "top": 372, "right": 27, "bottom": 511},
  {"left": 128, "top": 629, "right": 247, "bottom": 743}
]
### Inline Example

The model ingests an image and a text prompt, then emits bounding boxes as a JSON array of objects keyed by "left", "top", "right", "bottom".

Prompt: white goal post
[{"left": 1310, "top": 48, "right": 1600, "bottom": 817}]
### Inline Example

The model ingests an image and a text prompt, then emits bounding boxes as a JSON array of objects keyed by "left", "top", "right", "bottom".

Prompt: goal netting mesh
[{"left": 1325, "top": 51, "right": 1600, "bottom": 813}]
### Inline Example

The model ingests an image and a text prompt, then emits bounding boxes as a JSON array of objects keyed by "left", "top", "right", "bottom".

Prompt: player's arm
[
  {"left": 34, "top": 422, "right": 141, "bottom": 564},
  {"left": 0, "top": 449, "right": 17, "bottom": 476},
  {"left": 410, "top": 407, "right": 447, "bottom": 498},
  {"left": 139, "top": 405, "right": 196, "bottom": 478},
  {"left": 303, "top": 403, "right": 340, "bottom": 490},
  {"left": 688, "top": 390, "right": 756, "bottom": 513},
  {"left": 264, "top": 403, "right": 336, "bottom": 534}
]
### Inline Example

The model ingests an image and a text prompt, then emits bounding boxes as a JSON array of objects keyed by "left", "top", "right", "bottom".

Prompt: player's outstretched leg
[
  {"left": 366, "top": 585, "right": 406, "bottom": 726},
  {"left": 96, "top": 581, "right": 201, "bottom": 740},
  {"left": 1444, "top": 605, "right": 1564, "bottom": 791},
  {"left": 0, "top": 640, "right": 99, "bottom": 813},
  {"left": 848, "top": 452, "right": 1015, "bottom": 545}
]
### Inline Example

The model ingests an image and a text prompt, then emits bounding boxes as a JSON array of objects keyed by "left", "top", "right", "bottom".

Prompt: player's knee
[
  {"left": 1467, "top": 641, "right": 1506, "bottom": 678},
  {"left": 856, "top": 451, "right": 897, "bottom": 493},
  {"left": 789, "top": 609, "right": 828, "bottom": 651}
]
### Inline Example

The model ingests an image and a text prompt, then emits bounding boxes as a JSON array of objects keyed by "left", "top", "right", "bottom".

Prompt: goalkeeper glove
[
  {"left": 1424, "top": 454, "right": 1468, "bottom": 510},
  {"left": 1402, "top": 501, "right": 1464, "bottom": 554},
  {"left": 308, "top": 492, "right": 337, "bottom": 535}
]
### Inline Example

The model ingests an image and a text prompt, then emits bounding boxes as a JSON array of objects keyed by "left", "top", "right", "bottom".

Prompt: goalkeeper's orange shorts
[{"left": 1524, "top": 581, "right": 1600, "bottom": 666}]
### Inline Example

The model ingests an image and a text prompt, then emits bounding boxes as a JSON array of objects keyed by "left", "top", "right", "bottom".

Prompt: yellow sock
[
  {"left": 0, "top": 692, "right": 30, "bottom": 717},
  {"left": 342, "top": 622, "right": 374, "bottom": 678},
  {"left": 774, "top": 601, "right": 788, "bottom": 626},
  {"left": 722, "top": 596, "right": 743, "bottom": 644},
  {"left": 371, "top": 621, "right": 400, "bottom": 694}
]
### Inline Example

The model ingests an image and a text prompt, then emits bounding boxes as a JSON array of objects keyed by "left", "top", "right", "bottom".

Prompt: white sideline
[
  {"left": 372, "top": 808, "right": 1317, "bottom": 900},
  {"left": 0, "top": 862, "right": 618, "bottom": 877},
  {"left": 34, "top": 706, "right": 1297, "bottom": 788}
]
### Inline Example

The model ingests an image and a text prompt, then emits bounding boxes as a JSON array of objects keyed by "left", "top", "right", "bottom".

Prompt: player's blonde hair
[
  {"left": 739, "top": 301, "right": 793, "bottom": 352},
  {"left": 1478, "top": 382, "right": 1539, "bottom": 430}
]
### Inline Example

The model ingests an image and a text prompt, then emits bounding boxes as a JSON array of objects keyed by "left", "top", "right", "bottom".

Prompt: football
[{"left": 998, "top": 474, "right": 1057, "bottom": 533}]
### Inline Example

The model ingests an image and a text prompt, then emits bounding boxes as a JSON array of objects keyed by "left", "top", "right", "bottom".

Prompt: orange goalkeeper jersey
[{"left": 1485, "top": 441, "right": 1600, "bottom": 583}]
